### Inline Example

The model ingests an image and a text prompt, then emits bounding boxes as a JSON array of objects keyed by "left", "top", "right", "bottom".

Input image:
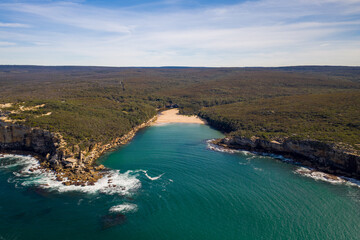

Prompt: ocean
[{"left": 0, "top": 123, "right": 359, "bottom": 239}]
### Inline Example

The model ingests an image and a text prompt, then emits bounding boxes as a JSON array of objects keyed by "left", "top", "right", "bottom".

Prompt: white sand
[{"left": 153, "top": 109, "right": 206, "bottom": 125}]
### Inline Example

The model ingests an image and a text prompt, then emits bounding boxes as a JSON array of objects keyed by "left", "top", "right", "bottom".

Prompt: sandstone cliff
[
  {"left": 215, "top": 136, "right": 360, "bottom": 179},
  {"left": 0, "top": 115, "right": 157, "bottom": 185},
  {"left": 0, "top": 121, "right": 61, "bottom": 161}
]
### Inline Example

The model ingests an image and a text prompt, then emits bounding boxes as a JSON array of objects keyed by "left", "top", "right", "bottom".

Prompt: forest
[{"left": 1, "top": 65, "right": 359, "bottom": 151}]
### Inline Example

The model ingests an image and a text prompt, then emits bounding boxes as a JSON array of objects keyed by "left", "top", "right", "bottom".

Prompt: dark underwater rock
[{"left": 101, "top": 213, "right": 126, "bottom": 229}]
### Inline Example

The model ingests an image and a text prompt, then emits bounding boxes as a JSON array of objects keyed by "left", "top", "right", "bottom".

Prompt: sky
[{"left": 0, "top": 0, "right": 360, "bottom": 67}]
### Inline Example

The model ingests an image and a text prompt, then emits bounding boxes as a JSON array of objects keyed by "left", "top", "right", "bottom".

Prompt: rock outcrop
[
  {"left": 214, "top": 136, "right": 360, "bottom": 179},
  {"left": 0, "top": 121, "right": 62, "bottom": 160},
  {"left": 0, "top": 115, "right": 157, "bottom": 185}
]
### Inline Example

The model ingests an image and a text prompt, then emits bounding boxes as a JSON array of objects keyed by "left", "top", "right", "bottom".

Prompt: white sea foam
[
  {"left": 342, "top": 177, "right": 360, "bottom": 188},
  {"left": 205, "top": 140, "right": 360, "bottom": 189},
  {"left": 109, "top": 203, "right": 138, "bottom": 213},
  {"left": 127, "top": 169, "right": 165, "bottom": 181},
  {"left": 152, "top": 122, "right": 171, "bottom": 127},
  {"left": 294, "top": 167, "right": 341, "bottom": 183},
  {"left": 253, "top": 167, "right": 264, "bottom": 172},
  {"left": 294, "top": 167, "right": 360, "bottom": 188},
  {"left": 206, "top": 139, "right": 242, "bottom": 154},
  {"left": 0, "top": 154, "right": 38, "bottom": 169},
  {"left": 260, "top": 152, "right": 294, "bottom": 163},
  {"left": 77, "top": 199, "right": 83, "bottom": 206},
  {"left": 238, "top": 162, "right": 249, "bottom": 165},
  {"left": 140, "top": 170, "right": 164, "bottom": 181},
  {"left": 206, "top": 140, "right": 295, "bottom": 162},
  {"left": 0, "top": 154, "right": 141, "bottom": 195}
]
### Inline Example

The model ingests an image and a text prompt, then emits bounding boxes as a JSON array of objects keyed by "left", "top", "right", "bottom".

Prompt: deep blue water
[{"left": 0, "top": 124, "right": 359, "bottom": 239}]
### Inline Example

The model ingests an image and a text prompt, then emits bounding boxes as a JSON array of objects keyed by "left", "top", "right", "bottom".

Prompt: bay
[{"left": 0, "top": 124, "right": 359, "bottom": 239}]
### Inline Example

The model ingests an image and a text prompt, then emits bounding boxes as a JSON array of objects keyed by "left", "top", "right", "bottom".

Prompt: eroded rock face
[
  {"left": 0, "top": 115, "right": 158, "bottom": 185},
  {"left": 0, "top": 121, "right": 103, "bottom": 185},
  {"left": 218, "top": 136, "right": 360, "bottom": 178},
  {"left": 0, "top": 122, "right": 59, "bottom": 158}
]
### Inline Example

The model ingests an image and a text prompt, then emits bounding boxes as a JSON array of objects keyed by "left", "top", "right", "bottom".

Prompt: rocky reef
[
  {"left": 212, "top": 136, "right": 360, "bottom": 179},
  {"left": 0, "top": 115, "right": 157, "bottom": 186}
]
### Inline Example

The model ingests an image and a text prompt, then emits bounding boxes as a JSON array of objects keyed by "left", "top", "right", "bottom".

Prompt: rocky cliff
[
  {"left": 214, "top": 136, "right": 360, "bottom": 179},
  {"left": 0, "top": 115, "right": 157, "bottom": 185},
  {"left": 0, "top": 121, "right": 62, "bottom": 160}
]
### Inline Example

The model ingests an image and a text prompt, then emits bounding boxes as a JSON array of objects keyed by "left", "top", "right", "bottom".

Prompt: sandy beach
[{"left": 153, "top": 109, "right": 206, "bottom": 125}]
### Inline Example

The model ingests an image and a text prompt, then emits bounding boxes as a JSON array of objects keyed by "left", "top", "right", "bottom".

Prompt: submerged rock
[
  {"left": 101, "top": 214, "right": 126, "bottom": 229},
  {"left": 25, "top": 186, "right": 51, "bottom": 198},
  {"left": 36, "top": 207, "right": 52, "bottom": 217},
  {"left": 95, "top": 165, "right": 105, "bottom": 171}
]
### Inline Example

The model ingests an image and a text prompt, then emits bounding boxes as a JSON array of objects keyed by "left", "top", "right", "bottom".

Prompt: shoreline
[
  {"left": 210, "top": 137, "right": 360, "bottom": 181},
  {"left": 0, "top": 108, "right": 205, "bottom": 187},
  {"left": 152, "top": 109, "right": 206, "bottom": 125},
  {"left": 3, "top": 108, "right": 358, "bottom": 187},
  {"left": 0, "top": 114, "right": 158, "bottom": 187},
  {"left": 206, "top": 139, "right": 360, "bottom": 187}
]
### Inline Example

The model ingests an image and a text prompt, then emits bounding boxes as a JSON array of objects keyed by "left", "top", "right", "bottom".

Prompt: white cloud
[
  {"left": 0, "top": 22, "right": 29, "bottom": 28},
  {"left": 0, "top": 41, "right": 16, "bottom": 46},
  {"left": 1, "top": 2, "right": 132, "bottom": 33},
  {"left": 0, "top": 0, "right": 359, "bottom": 66}
]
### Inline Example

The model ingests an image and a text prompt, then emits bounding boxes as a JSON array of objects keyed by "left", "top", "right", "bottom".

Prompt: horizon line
[{"left": 1, "top": 64, "right": 359, "bottom": 68}]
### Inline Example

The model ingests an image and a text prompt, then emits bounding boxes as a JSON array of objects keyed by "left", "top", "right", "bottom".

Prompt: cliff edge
[
  {"left": 0, "top": 115, "right": 157, "bottom": 186},
  {"left": 213, "top": 136, "right": 360, "bottom": 179}
]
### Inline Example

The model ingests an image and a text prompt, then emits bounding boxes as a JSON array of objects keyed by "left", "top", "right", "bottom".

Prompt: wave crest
[
  {"left": 0, "top": 154, "right": 141, "bottom": 195},
  {"left": 206, "top": 139, "right": 243, "bottom": 154},
  {"left": 109, "top": 203, "right": 138, "bottom": 213},
  {"left": 295, "top": 167, "right": 360, "bottom": 188}
]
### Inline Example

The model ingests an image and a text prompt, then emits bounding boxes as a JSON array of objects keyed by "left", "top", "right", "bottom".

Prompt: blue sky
[{"left": 0, "top": 0, "right": 360, "bottom": 66}]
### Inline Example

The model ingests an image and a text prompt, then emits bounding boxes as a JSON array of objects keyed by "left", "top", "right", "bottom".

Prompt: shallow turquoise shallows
[{"left": 1, "top": 124, "right": 360, "bottom": 240}]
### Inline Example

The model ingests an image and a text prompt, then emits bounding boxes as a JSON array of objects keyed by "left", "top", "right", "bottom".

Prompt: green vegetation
[
  {"left": 3, "top": 99, "right": 155, "bottom": 147},
  {"left": 0, "top": 65, "right": 359, "bottom": 150},
  {"left": 200, "top": 91, "right": 360, "bottom": 149}
]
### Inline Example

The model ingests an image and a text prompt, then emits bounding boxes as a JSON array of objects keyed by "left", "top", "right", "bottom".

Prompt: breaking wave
[
  {"left": 295, "top": 167, "right": 360, "bottom": 188},
  {"left": 206, "top": 140, "right": 360, "bottom": 188},
  {"left": 0, "top": 154, "right": 141, "bottom": 195},
  {"left": 140, "top": 170, "right": 164, "bottom": 181},
  {"left": 206, "top": 139, "right": 242, "bottom": 154},
  {"left": 109, "top": 203, "right": 138, "bottom": 213},
  {"left": 125, "top": 169, "right": 165, "bottom": 181}
]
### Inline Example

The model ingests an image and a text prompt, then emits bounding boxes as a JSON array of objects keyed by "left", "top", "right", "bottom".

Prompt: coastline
[
  {"left": 152, "top": 109, "right": 206, "bottom": 125},
  {"left": 0, "top": 114, "right": 158, "bottom": 186},
  {"left": 210, "top": 136, "right": 360, "bottom": 180},
  {"left": 0, "top": 108, "right": 207, "bottom": 186},
  {"left": 206, "top": 139, "right": 360, "bottom": 188},
  {"left": 0, "top": 108, "right": 208, "bottom": 186},
  {"left": 2, "top": 107, "right": 359, "bottom": 187}
]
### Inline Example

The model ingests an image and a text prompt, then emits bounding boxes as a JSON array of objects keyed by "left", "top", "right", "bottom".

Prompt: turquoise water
[{"left": 1, "top": 124, "right": 360, "bottom": 239}]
